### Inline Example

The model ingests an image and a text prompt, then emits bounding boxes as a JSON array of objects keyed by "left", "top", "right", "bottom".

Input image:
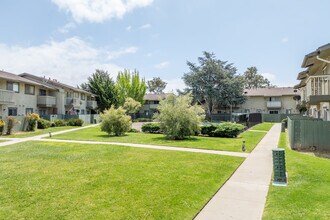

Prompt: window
[
  {"left": 25, "top": 84, "right": 35, "bottom": 95},
  {"left": 269, "top": 110, "right": 279, "bottom": 114},
  {"left": 26, "top": 108, "right": 33, "bottom": 114},
  {"left": 8, "top": 107, "right": 17, "bottom": 116},
  {"left": 81, "top": 93, "right": 86, "bottom": 100},
  {"left": 154, "top": 101, "right": 159, "bottom": 104},
  {"left": 286, "top": 109, "right": 292, "bottom": 114},
  {"left": 67, "top": 92, "right": 73, "bottom": 98},
  {"left": 7, "top": 82, "right": 19, "bottom": 93},
  {"left": 39, "top": 89, "right": 47, "bottom": 96},
  {"left": 81, "top": 109, "right": 85, "bottom": 114},
  {"left": 74, "top": 92, "right": 79, "bottom": 98}
]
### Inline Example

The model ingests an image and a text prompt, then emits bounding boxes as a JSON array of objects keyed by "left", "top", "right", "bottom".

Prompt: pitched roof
[
  {"left": 20, "top": 73, "right": 94, "bottom": 95},
  {"left": 144, "top": 93, "right": 171, "bottom": 101},
  {"left": 244, "top": 87, "right": 298, "bottom": 97},
  {"left": 301, "top": 43, "right": 330, "bottom": 68},
  {"left": 0, "top": 70, "right": 54, "bottom": 89}
]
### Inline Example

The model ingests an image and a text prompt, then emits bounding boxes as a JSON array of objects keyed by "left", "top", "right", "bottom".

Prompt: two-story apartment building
[
  {"left": 294, "top": 43, "right": 330, "bottom": 121},
  {"left": 237, "top": 87, "right": 299, "bottom": 114},
  {"left": 0, "top": 70, "right": 97, "bottom": 118},
  {"left": 0, "top": 70, "right": 58, "bottom": 118},
  {"left": 139, "top": 93, "right": 169, "bottom": 117},
  {"left": 20, "top": 73, "right": 97, "bottom": 115}
]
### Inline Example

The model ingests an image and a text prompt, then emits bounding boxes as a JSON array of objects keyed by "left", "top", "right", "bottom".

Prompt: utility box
[{"left": 272, "top": 148, "right": 287, "bottom": 186}]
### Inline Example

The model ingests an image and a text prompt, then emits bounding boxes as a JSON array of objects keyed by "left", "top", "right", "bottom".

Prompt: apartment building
[
  {"left": 0, "top": 70, "right": 58, "bottom": 117},
  {"left": 237, "top": 87, "right": 299, "bottom": 114},
  {"left": 20, "top": 73, "right": 97, "bottom": 115},
  {"left": 139, "top": 93, "right": 170, "bottom": 117},
  {"left": 0, "top": 70, "right": 97, "bottom": 118},
  {"left": 294, "top": 43, "right": 330, "bottom": 121}
]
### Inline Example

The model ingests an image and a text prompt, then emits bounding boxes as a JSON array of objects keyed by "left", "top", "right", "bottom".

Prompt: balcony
[
  {"left": 267, "top": 101, "right": 282, "bottom": 108},
  {"left": 0, "top": 89, "right": 14, "bottom": 104},
  {"left": 148, "top": 104, "right": 159, "bottom": 109},
  {"left": 37, "top": 96, "right": 56, "bottom": 107},
  {"left": 86, "top": 100, "right": 98, "bottom": 109},
  {"left": 308, "top": 95, "right": 330, "bottom": 105},
  {"left": 66, "top": 98, "right": 81, "bottom": 108}
]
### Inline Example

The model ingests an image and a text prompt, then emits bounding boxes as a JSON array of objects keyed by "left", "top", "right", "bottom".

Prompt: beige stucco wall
[{"left": 238, "top": 95, "right": 299, "bottom": 114}]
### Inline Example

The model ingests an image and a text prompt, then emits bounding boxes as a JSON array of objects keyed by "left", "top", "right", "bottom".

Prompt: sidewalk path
[
  {"left": 195, "top": 123, "right": 281, "bottom": 220},
  {"left": 0, "top": 124, "right": 99, "bottom": 147},
  {"left": 0, "top": 123, "right": 249, "bottom": 157},
  {"left": 36, "top": 138, "right": 249, "bottom": 158}
]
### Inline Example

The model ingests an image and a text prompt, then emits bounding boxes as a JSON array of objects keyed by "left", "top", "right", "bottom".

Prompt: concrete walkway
[
  {"left": 0, "top": 124, "right": 99, "bottom": 147},
  {"left": 0, "top": 123, "right": 249, "bottom": 157},
  {"left": 195, "top": 123, "right": 281, "bottom": 220},
  {"left": 36, "top": 138, "right": 249, "bottom": 158}
]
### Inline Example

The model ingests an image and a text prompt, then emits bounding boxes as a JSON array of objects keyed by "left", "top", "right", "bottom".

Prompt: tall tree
[
  {"left": 82, "top": 69, "right": 118, "bottom": 111},
  {"left": 242, "top": 66, "right": 271, "bottom": 89},
  {"left": 182, "top": 52, "right": 245, "bottom": 117},
  {"left": 116, "top": 69, "right": 147, "bottom": 105},
  {"left": 147, "top": 77, "right": 167, "bottom": 93}
]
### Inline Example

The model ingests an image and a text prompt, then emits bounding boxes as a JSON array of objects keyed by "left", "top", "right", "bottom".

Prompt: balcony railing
[
  {"left": 148, "top": 104, "right": 159, "bottom": 109},
  {"left": 0, "top": 89, "right": 14, "bottom": 104},
  {"left": 267, "top": 101, "right": 282, "bottom": 108},
  {"left": 66, "top": 98, "right": 81, "bottom": 107},
  {"left": 37, "top": 96, "right": 56, "bottom": 107},
  {"left": 86, "top": 100, "right": 97, "bottom": 109}
]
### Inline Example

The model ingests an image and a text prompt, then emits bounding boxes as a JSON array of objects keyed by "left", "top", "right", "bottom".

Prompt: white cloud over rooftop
[{"left": 52, "top": 0, "right": 154, "bottom": 23}]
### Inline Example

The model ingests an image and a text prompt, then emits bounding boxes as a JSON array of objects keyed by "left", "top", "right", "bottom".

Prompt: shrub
[
  {"left": 200, "top": 124, "right": 218, "bottom": 136},
  {"left": 37, "top": 118, "right": 51, "bottom": 129},
  {"left": 26, "top": 113, "right": 40, "bottom": 131},
  {"left": 6, "top": 116, "right": 18, "bottom": 135},
  {"left": 66, "top": 118, "right": 84, "bottom": 126},
  {"left": 154, "top": 93, "right": 205, "bottom": 140},
  {"left": 212, "top": 122, "right": 245, "bottom": 138},
  {"left": 53, "top": 119, "right": 66, "bottom": 127},
  {"left": 100, "top": 106, "right": 132, "bottom": 136},
  {"left": 141, "top": 123, "right": 162, "bottom": 134},
  {"left": 133, "top": 118, "right": 153, "bottom": 122},
  {"left": 128, "top": 128, "right": 140, "bottom": 133},
  {"left": 0, "top": 119, "right": 5, "bottom": 135}
]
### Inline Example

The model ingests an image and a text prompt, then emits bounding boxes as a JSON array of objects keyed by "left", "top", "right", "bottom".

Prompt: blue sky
[{"left": 0, "top": 0, "right": 329, "bottom": 92}]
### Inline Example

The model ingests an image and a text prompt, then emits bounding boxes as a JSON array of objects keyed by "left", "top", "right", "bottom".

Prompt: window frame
[
  {"left": 25, "top": 84, "right": 35, "bottom": 95},
  {"left": 6, "top": 82, "right": 20, "bottom": 93}
]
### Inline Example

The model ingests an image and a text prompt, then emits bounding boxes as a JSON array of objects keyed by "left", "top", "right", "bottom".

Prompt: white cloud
[
  {"left": 163, "top": 78, "right": 186, "bottom": 93},
  {"left": 0, "top": 37, "right": 123, "bottom": 85},
  {"left": 154, "top": 61, "right": 169, "bottom": 69},
  {"left": 52, "top": 0, "right": 154, "bottom": 23},
  {"left": 107, "top": 47, "right": 138, "bottom": 59},
  {"left": 58, "top": 22, "right": 76, "bottom": 33},
  {"left": 261, "top": 72, "right": 276, "bottom": 82},
  {"left": 281, "top": 37, "right": 289, "bottom": 43},
  {"left": 139, "top": 23, "right": 151, "bottom": 29},
  {"left": 126, "top": 25, "right": 132, "bottom": 32}
]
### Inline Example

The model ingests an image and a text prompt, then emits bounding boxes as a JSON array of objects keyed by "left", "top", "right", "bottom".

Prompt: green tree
[
  {"left": 100, "top": 106, "right": 132, "bottom": 136},
  {"left": 182, "top": 52, "right": 245, "bottom": 117},
  {"left": 242, "top": 66, "right": 271, "bottom": 89},
  {"left": 82, "top": 70, "right": 118, "bottom": 111},
  {"left": 147, "top": 77, "right": 167, "bottom": 93},
  {"left": 123, "top": 97, "right": 141, "bottom": 119},
  {"left": 116, "top": 69, "right": 147, "bottom": 105},
  {"left": 154, "top": 93, "right": 205, "bottom": 140}
]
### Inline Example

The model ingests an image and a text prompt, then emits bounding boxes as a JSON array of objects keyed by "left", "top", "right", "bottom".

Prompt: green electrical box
[{"left": 272, "top": 148, "right": 287, "bottom": 186}]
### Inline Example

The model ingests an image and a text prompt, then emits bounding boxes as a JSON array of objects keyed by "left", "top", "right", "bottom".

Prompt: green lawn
[
  {"left": 49, "top": 126, "right": 267, "bottom": 152},
  {"left": 263, "top": 132, "right": 330, "bottom": 219},
  {"left": 250, "top": 123, "right": 274, "bottom": 131},
  {"left": 0, "top": 141, "right": 243, "bottom": 219},
  {"left": 0, "top": 126, "right": 77, "bottom": 138}
]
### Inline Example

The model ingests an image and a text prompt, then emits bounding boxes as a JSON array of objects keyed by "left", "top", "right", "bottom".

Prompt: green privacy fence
[
  {"left": 288, "top": 116, "right": 330, "bottom": 150},
  {"left": 262, "top": 114, "right": 298, "bottom": 122}
]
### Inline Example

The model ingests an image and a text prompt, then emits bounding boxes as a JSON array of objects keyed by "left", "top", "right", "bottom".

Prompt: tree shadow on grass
[{"left": 149, "top": 136, "right": 201, "bottom": 142}]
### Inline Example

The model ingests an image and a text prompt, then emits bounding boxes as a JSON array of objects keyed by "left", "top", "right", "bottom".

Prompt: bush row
[
  {"left": 142, "top": 122, "right": 246, "bottom": 138},
  {"left": 37, "top": 118, "right": 84, "bottom": 129},
  {"left": 133, "top": 118, "right": 153, "bottom": 122},
  {"left": 141, "top": 123, "right": 162, "bottom": 134},
  {"left": 201, "top": 122, "right": 245, "bottom": 138}
]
